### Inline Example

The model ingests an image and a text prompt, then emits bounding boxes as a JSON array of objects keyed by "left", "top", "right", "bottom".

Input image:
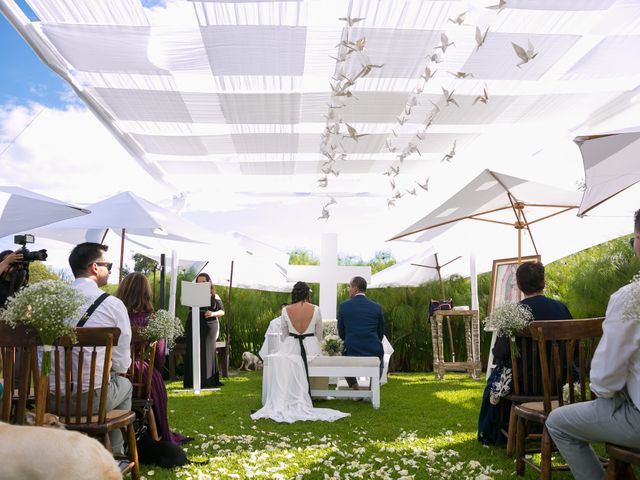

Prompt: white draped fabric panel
[{"left": 3, "top": 0, "right": 640, "bottom": 209}]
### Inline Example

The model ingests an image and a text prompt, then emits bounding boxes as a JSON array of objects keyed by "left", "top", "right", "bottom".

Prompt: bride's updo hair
[{"left": 291, "top": 281, "right": 310, "bottom": 304}]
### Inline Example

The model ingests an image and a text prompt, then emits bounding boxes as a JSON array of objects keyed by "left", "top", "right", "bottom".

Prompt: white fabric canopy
[
  {"left": 0, "top": 186, "right": 89, "bottom": 238},
  {"left": 3, "top": 0, "right": 640, "bottom": 202},
  {"left": 575, "top": 131, "right": 640, "bottom": 216},
  {"left": 3, "top": 0, "right": 640, "bottom": 280}
]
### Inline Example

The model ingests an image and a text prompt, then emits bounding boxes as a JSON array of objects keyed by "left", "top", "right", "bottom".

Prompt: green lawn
[{"left": 145, "top": 372, "right": 573, "bottom": 480}]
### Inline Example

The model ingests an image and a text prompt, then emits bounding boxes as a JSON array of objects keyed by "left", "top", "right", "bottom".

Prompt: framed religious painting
[{"left": 487, "top": 255, "right": 541, "bottom": 317}]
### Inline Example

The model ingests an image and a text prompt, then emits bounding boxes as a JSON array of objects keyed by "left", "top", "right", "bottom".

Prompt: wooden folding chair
[
  {"left": 514, "top": 317, "right": 604, "bottom": 479},
  {"left": 606, "top": 444, "right": 640, "bottom": 479},
  {"left": 500, "top": 330, "right": 545, "bottom": 457},
  {"left": 128, "top": 327, "right": 159, "bottom": 440},
  {"left": 0, "top": 323, "right": 39, "bottom": 425},
  {"left": 48, "top": 327, "right": 139, "bottom": 480}
]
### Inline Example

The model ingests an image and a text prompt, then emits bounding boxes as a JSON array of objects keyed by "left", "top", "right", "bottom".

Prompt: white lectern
[{"left": 181, "top": 280, "right": 212, "bottom": 394}]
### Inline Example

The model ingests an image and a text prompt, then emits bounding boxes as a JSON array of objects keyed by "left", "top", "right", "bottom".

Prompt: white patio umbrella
[
  {"left": 371, "top": 248, "right": 462, "bottom": 361},
  {"left": 0, "top": 186, "right": 89, "bottom": 238},
  {"left": 129, "top": 231, "right": 291, "bottom": 293},
  {"left": 390, "top": 169, "right": 581, "bottom": 263},
  {"left": 371, "top": 248, "right": 462, "bottom": 290},
  {"left": 38, "top": 191, "right": 212, "bottom": 281},
  {"left": 574, "top": 131, "right": 640, "bottom": 216}
]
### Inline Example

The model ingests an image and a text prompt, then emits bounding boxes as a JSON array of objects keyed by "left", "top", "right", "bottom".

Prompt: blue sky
[{"left": 0, "top": 1, "right": 71, "bottom": 108}]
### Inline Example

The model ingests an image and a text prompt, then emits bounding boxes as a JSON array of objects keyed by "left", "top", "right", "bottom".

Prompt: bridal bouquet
[
  {"left": 321, "top": 335, "right": 343, "bottom": 356},
  {"left": 142, "top": 309, "right": 184, "bottom": 350},
  {"left": 484, "top": 303, "right": 534, "bottom": 338},
  {"left": 2, "top": 280, "right": 85, "bottom": 375}
]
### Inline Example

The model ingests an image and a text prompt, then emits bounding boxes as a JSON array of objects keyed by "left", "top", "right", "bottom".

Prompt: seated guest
[
  {"left": 116, "top": 272, "right": 190, "bottom": 444},
  {"left": 65, "top": 242, "right": 132, "bottom": 454},
  {"left": 478, "top": 261, "right": 572, "bottom": 446},
  {"left": 259, "top": 303, "right": 288, "bottom": 360},
  {"left": 546, "top": 210, "right": 640, "bottom": 480}
]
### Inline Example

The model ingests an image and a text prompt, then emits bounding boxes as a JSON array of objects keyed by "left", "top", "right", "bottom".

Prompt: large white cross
[{"left": 286, "top": 233, "right": 371, "bottom": 320}]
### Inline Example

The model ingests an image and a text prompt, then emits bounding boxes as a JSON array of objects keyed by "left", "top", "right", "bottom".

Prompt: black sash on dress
[{"left": 289, "top": 332, "right": 315, "bottom": 396}]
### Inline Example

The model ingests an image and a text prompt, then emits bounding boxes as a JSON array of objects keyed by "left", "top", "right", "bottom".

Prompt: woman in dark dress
[
  {"left": 478, "top": 261, "right": 572, "bottom": 446},
  {"left": 116, "top": 272, "right": 190, "bottom": 444},
  {"left": 183, "top": 273, "right": 225, "bottom": 389}
]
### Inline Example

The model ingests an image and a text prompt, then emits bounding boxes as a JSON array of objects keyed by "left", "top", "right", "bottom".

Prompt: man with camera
[
  {"left": 0, "top": 249, "right": 24, "bottom": 308},
  {"left": 0, "top": 234, "right": 48, "bottom": 308}
]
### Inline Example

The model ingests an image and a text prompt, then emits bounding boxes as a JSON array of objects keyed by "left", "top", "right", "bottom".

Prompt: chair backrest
[
  {"left": 509, "top": 330, "right": 542, "bottom": 397},
  {"left": 0, "top": 323, "right": 39, "bottom": 424},
  {"left": 128, "top": 327, "right": 157, "bottom": 401},
  {"left": 529, "top": 318, "right": 604, "bottom": 414},
  {"left": 49, "top": 327, "right": 121, "bottom": 425}
]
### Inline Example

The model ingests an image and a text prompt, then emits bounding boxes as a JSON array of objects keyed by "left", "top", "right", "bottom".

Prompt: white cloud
[{"left": 0, "top": 102, "right": 173, "bottom": 204}]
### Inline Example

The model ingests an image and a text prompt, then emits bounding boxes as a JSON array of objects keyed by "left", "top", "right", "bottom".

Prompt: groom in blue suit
[{"left": 337, "top": 276, "right": 385, "bottom": 389}]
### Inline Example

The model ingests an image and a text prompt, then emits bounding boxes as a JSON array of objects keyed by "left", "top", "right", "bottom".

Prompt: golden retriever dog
[{"left": 0, "top": 420, "right": 122, "bottom": 479}]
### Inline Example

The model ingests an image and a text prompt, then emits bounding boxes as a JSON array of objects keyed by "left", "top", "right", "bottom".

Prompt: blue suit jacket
[{"left": 337, "top": 294, "right": 385, "bottom": 358}]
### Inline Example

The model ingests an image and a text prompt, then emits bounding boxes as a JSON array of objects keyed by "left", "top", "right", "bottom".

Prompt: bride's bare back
[{"left": 285, "top": 302, "right": 315, "bottom": 334}]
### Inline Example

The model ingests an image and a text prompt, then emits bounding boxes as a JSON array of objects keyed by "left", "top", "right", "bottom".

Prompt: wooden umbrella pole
[
  {"left": 225, "top": 260, "right": 234, "bottom": 378},
  {"left": 119, "top": 228, "right": 125, "bottom": 283},
  {"left": 515, "top": 206, "right": 523, "bottom": 302},
  {"left": 435, "top": 254, "right": 456, "bottom": 362}
]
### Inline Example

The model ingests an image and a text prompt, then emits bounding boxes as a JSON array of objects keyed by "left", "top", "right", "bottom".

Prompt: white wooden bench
[{"left": 308, "top": 356, "right": 381, "bottom": 409}]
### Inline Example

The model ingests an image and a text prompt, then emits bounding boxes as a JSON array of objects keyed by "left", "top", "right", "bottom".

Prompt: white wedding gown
[{"left": 250, "top": 305, "right": 350, "bottom": 423}]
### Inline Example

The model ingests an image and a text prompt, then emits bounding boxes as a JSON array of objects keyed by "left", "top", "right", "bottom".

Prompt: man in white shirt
[
  {"left": 546, "top": 209, "right": 640, "bottom": 480},
  {"left": 66, "top": 242, "right": 132, "bottom": 454}
]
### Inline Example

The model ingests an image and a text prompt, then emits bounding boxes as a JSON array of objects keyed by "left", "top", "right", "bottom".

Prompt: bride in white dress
[{"left": 251, "top": 282, "right": 350, "bottom": 423}]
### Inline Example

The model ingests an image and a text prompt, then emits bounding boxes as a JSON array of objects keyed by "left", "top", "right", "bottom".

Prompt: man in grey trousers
[{"left": 546, "top": 208, "right": 640, "bottom": 479}]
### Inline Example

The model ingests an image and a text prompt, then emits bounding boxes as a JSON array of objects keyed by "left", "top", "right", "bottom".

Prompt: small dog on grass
[
  {"left": 1, "top": 413, "right": 122, "bottom": 479},
  {"left": 240, "top": 351, "right": 263, "bottom": 371}
]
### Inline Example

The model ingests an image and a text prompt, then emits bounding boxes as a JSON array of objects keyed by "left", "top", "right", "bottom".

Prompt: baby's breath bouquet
[
  {"left": 321, "top": 335, "right": 343, "bottom": 356},
  {"left": 2, "top": 280, "right": 85, "bottom": 375},
  {"left": 142, "top": 309, "right": 184, "bottom": 350},
  {"left": 484, "top": 303, "right": 534, "bottom": 338}
]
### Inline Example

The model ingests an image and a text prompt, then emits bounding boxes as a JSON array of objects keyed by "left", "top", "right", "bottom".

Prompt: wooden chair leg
[
  {"left": 516, "top": 416, "right": 526, "bottom": 476},
  {"left": 146, "top": 408, "right": 160, "bottom": 441},
  {"left": 103, "top": 432, "right": 112, "bottom": 451},
  {"left": 607, "top": 457, "right": 635, "bottom": 480},
  {"left": 168, "top": 351, "right": 176, "bottom": 381},
  {"left": 222, "top": 346, "right": 229, "bottom": 378},
  {"left": 506, "top": 404, "right": 517, "bottom": 458},
  {"left": 126, "top": 423, "right": 140, "bottom": 480},
  {"left": 541, "top": 427, "right": 552, "bottom": 480}
]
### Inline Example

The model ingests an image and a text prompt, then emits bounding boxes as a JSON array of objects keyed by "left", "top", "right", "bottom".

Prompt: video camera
[{"left": 14, "top": 234, "right": 48, "bottom": 264}]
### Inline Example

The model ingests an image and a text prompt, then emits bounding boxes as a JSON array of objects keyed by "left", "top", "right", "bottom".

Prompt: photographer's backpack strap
[{"left": 76, "top": 292, "right": 110, "bottom": 327}]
